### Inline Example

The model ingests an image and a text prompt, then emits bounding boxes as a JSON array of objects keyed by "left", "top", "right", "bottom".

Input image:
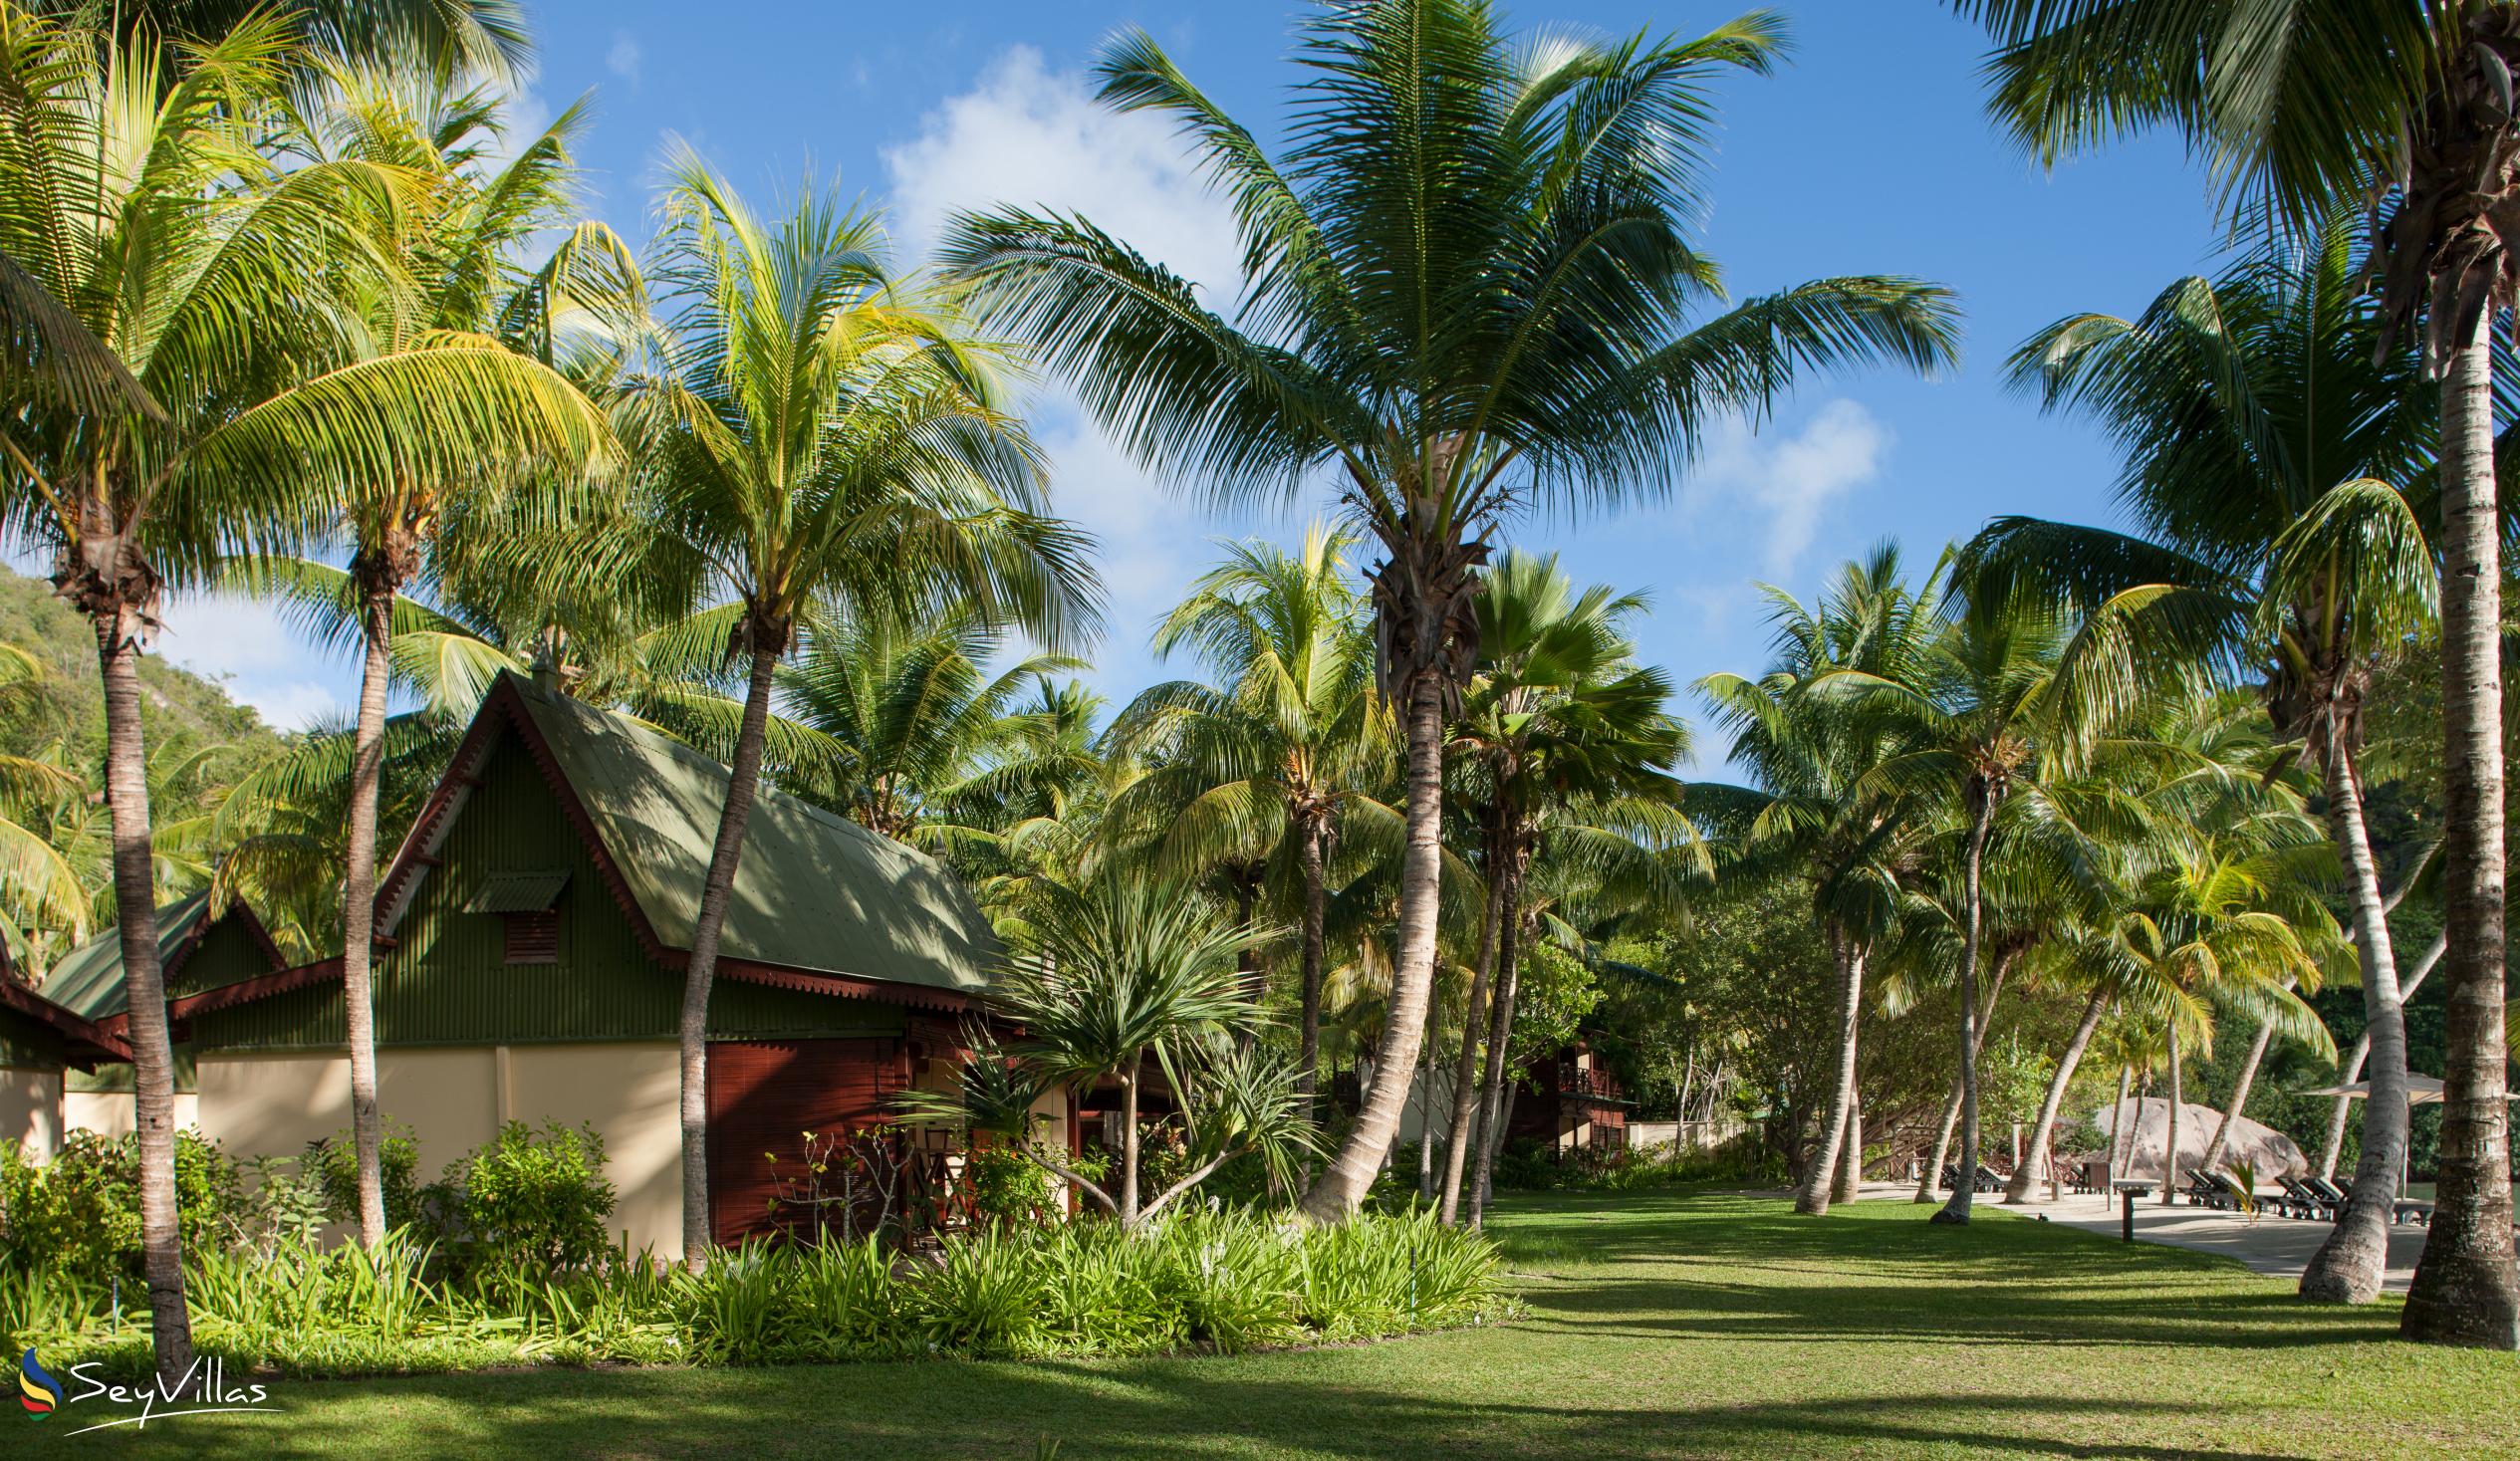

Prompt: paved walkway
[{"left": 1857, "top": 1183, "right": 2424, "bottom": 1291}]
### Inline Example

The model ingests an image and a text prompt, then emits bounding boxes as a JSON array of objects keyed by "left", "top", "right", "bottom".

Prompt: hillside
[{"left": 0, "top": 568, "right": 287, "bottom": 777}]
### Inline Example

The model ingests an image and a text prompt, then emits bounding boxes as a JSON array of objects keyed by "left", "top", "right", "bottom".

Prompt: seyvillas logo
[
  {"left": 18, "top": 1347, "right": 62, "bottom": 1418},
  {"left": 14, "top": 1350, "right": 279, "bottom": 1434}
]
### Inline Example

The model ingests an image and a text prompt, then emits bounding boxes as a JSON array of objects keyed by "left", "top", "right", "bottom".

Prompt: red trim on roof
[
  {"left": 163, "top": 958, "right": 343, "bottom": 1024},
  {"left": 0, "top": 977, "right": 128, "bottom": 1065},
  {"left": 714, "top": 957, "right": 976, "bottom": 1015}
]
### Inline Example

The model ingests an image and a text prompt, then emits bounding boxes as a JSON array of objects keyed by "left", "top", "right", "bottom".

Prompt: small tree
[{"left": 910, "top": 875, "right": 1316, "bottom": 1228}]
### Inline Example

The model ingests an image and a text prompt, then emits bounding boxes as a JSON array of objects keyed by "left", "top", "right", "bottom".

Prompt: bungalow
[
  {"left": 50, "top": 672, "right": 1055, "bottom": 1258},
  {"left": 0, "top": 968, "right": 125, "bottom": 1159},
  {"left": 36, "top": 888, "right": 287, "bottom": 1136}
]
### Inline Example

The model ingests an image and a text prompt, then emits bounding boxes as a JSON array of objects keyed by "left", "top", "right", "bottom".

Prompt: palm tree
[
  {"left": 1107, "top": 525, "right": 1392, "bottom": 1108},
  {"left": 1455, "top": 565, "right": 1694, "bottom": 1225},
  {"left": 2115, "top": 817, "right": 2343, "bottom": 1203},
  {"left": 238, "top": 69, "right": 632, "bottom": 1250},
  {"left": 2002, "top": 691, "right": 2323, "bottom": 1201},
  {"left": 942, "top": 0, "right": 1958, "bottom": 1219},
  {"left": 0, "top": 8, "right": 607, "bottom": 1376},
  {"left": 1948, "top": 0, "right": 2517, "bottom": 1350},
  {"left": 1697, "top": 547, "right": 1939, "bottom": 1217},
  {"left": 778, "top": 611, "right": 1085, "bottom": 842},
  {"left": 622, "top": 150, "right": 1098, "bottom": 1268},
  {"left": 1960, "top": 223, "right": 2440, "bottom": 1300},
  {"left": 984, "top": 874, "right": 1279, "bottom": 1227}
]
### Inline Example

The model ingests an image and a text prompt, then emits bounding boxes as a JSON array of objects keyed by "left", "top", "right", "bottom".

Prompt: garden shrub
[
  {"left": 964, "top": 1143, "right": 1055, "bottom": 1227},
  {"left": 437, "top": 1121, "right": 617, "bottom": 1273},
  {"left": 307, "top": 1123, "right": 428, "bottom": 1235},
  {"left": 0, "top": 1131, "right": 237, "bottom": 1284},
  {"left": 8, "top": 1205, "right": 1508, "bottom": 1378}
]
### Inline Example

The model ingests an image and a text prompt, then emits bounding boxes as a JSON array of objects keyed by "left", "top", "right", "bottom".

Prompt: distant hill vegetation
[{"left": 0, "top": 568, "right": 287, "bottom": 776}]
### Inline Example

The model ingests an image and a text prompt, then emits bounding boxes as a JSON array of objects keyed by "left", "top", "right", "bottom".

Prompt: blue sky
[{"left": 165, "top": 1, "right": 2226, "bottom": 766}]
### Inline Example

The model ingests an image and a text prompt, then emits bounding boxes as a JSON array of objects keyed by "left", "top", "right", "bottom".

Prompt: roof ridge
[{"left": 505, "top": 673, "right": 950, "bottom": 876}]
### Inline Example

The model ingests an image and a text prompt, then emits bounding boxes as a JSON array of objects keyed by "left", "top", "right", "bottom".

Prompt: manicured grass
[{"left": 22, "top": 1191, "right": 2515, "bottom": 1458}]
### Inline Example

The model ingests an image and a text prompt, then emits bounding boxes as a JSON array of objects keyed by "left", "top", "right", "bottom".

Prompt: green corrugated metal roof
[
  {"left": 40, "top": 890, "right": 216, "bottom": 1020},
  {"left": 462, "top": 869, "right": 570, "bottom": 914},
  {"left": 505, "top": 675, "right": 999, "bottom": 997}
]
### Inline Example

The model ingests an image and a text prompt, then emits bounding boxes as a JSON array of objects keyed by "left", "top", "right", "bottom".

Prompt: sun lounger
[
  {"left": 2211, "top": 1171, "right": 2260, "bottom": 1211},
  {"left": 2183, "top": 1171, "right": 2228, "bottom": 1208},
  {"left": 2277, "top": 1176, "right": 2337, "bottom": 1220}
]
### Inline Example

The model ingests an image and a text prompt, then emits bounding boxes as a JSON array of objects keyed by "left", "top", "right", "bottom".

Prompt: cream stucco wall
[
  {"left": 198, "top": 1043, "right": 688, "bottom": 1260},
  {"left": 502, "top": 1042, "right": 682, "bottom": 1261},
  {"left": 63, "top": 1091, "right": 198, "bottom": 1141},
  {"left": 0, "top": 1067, "right": 63, "bottom": 1160}
]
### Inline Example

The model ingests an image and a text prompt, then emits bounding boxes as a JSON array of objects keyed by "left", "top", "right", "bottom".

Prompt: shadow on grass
[
  {"left": 16, "top": 1191, "right": 2459, "bottom": 1460},
  {"left": 36, "top": 1369, "right": 2318, "bottom": 1461},
  {"left": 1484, "top": 1191, "right": 2394, "bottom": 1351}
]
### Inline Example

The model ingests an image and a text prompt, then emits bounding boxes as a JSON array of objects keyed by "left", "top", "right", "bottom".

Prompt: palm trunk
[
  {"left": 676, "top": 644, "right": 779, "bottom": 1270},
  {"left": 1119, "top": 1058, "right": 1142, "bottom": 1228},
  {"left": 1416, "top": 990, "right": 1438, "bottom": 1201},
  {"left": 1467, "top": 870, "right": 1526, "bottom": 1229},
  {"left": 2007, "top": 987, "right": 2109, "bottom": 1203},
  {"left": 1836, "top": 1087, "right": 1864, "bottom": 1203},
  {"left": 2160, "top": 1027, "right": 2182, "bottom": 1206},
  {"left": 2403, "top": 320, "right": 2519, "bottom": 1348},
  {"left": 2197, "top": 1011, "right": 2277, "bottom": 1180},
  {"left": 1933, "top": 798, "right": 1996, "bottom": 1225},
  {"left": 1302, "top": 672, "right": 1442, "bottom": 1221},
  {"left": 1914, "top": 958, "right": 2010, "bottom": 1201},
  {"left": 2303, "top": 732, "right": 2411, "bottom": 1302},
  {"left": 1438, "top": 825, "right": 1508, "bottom": 1223},
  {"left": 340, "top": 576, "right": 396, "bottom": 1247},
  {"left": 1297, "top": 816, "right": 1329, "bottom": 1119},
  {"left": 1795, "top": 923, "right": 1864, "bottom": 1216},
  {"left": 1480, "top": 1078, "right": 1521, "bottom": 1212},
  {"left": 2321, "top": 929, "right": 2447, "bottom": 1180},
  {"left": 2110, "top": 1067, "right": 2133, "bottom": 1179},
  {"left": 95, "top": 615, "right": 191, "bottom": 1384}
]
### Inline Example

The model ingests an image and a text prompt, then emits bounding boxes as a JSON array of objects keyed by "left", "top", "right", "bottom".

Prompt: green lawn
[{"left": 22, "top": 1192, "right": 2515, "bottom": 1458}]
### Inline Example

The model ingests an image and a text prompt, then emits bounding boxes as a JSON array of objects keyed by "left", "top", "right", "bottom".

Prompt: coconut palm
[
  {"left": 2002, "top": 691, "right": 2322, "bottom": 1201},
  {"left": 1960, "top": 222, "right": 2441, "bottom": 1299},
  {"left": 1696, "top": 546, "right": 1940, "bottom": 1216},
  {"left": 1453, "top": 562, "right": 1695, "bottom": 1225},
  {"left": 1948, "top": 0, "right": 2516, "bottom": 1350},
  {"left": 620, "top": 150, "right": 1097, "bottom": 1268},
  {"left": 0, "top": 7, "right": 609, "bottom": 1375},
  {"left": 942, "top": 0, "right": 1958, "bottom": 1219},
  {"left": 1106, "top": 525, "right": 1393, "bottom": 1107},
  {"left": 2112, "top": 817, "right": 2343, "bottom": 1203},
  {"left": 1437, "top": 552, "right": 1688, "bottom": 1222},
  {"left": 229, "top": 69, "right": 634, "bottom": 1250},
  {"left": 777, "top": 611, "right": 1085, "bottom": 842}
]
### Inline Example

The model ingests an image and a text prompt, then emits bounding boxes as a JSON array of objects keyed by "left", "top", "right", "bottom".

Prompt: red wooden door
[{"left": 704, "top": 1038, "right": 899, "bottom": 1246}]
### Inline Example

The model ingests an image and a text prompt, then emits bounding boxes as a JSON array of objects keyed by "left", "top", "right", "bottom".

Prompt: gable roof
[
  {"left": 39, "top": 890, "right": 287, "bottom": 1023},
  {"left": 377, "top": 672, "right": 999, "bottom": 1006},
  {"left": 0, "top": 976, "right": 126, "bottom": 1066}
]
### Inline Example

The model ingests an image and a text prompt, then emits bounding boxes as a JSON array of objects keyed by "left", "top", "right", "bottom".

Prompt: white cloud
[
  {"left": 882, "top": 46, "right": 1240, "bottom": 295},
  {"left": 883, "top": 48, "right": 1261, "bottom": 693},
  {"left": 606, "top": 32, "right": 642, "bottom": 87},
  {"left": 154, "top": 593, "right": 353, "bottom": 732},
  {"left": 1687, "top": 399, "right": 1890, "bottom": 577}
]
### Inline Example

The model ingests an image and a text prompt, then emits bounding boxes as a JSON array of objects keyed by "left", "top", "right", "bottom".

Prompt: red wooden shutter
[{"left": 703, "top": 1038, "right": 898, "bottom": 1247}]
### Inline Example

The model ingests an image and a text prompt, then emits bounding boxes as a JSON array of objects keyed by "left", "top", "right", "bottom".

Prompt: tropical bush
[
  {"left": 2, "top": 1207, "right": 1508, "bottom": 1376},
  {"left": 1491, "top": 1135, "right": 1780, "bottom": 1194},
  {"left": 964, "top": 1144, "right": 1056, "bottom": 1227},
  {"left": 435, "top": 1122, "right": 617, "bottom": 1274},
  {"left": 308, "top": 1125, "right": 427, "bottom": 1236},
  {"left": 0, "top": 1132, "right": 239, "bottom": 1284}
]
